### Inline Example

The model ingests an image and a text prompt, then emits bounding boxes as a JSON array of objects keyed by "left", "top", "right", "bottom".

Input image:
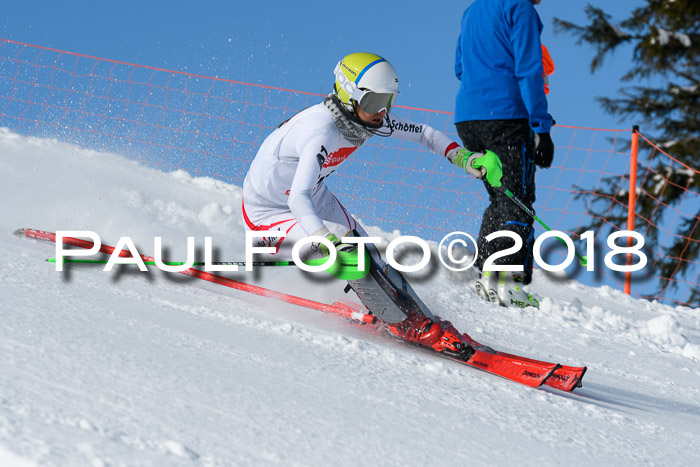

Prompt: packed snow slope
[{"left": 1, "top": 128, "right": 699, "bottom": 466}]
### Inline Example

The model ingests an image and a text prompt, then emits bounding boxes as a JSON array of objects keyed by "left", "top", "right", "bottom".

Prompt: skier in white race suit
[{"left": 242, "top": 52, "right": 503, "bottom": 355}]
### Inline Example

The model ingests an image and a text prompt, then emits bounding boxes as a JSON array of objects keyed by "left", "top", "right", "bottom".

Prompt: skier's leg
[
  {"left": 245, "top": 190, "right": 472, "bottom": 356},
  {"left": 341, "top": 226, "right": 471, "bottom": 357},
  {"left": 242, "top": 185, "right": 361, "bottom": 261},
  {"left": 346, "top": 222, "right": 437, "bottom": 319}
]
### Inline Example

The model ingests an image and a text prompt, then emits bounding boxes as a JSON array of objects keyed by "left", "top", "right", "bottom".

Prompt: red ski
[
  {"left": 17, "top": 228, "right": 374, "bottom": 324},
  {"left": 461, "top": 333, "right": 586, "bottom": 392},
  {"left": 455, "top": 348, "right": 559, "bottom": 388},
  {"left": 336, "top": 301, "right": 560, "bottom": 389},
  {"left": 19, "top": 227, "right": 583, "bottom": 391}
]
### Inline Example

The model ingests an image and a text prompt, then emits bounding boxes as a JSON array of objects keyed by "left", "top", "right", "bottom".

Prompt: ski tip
[
  {"left": 13, "top": 228, "right": 26, "bottom": 237},
  {"left": 555, "top": 365, "right": 587, "bottom": 392},
  {"left": 580, "top": 255, "right": 588, "bottom": 267}
]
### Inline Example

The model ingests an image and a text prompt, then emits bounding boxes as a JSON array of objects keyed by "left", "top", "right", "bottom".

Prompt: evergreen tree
[{"left": 554, "top": 1, "right": 699, "bottom": 306}]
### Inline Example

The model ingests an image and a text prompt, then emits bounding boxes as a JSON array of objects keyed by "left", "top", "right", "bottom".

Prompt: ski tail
[{"left": 17, "top": 227, "right": 377, "bottom": 325}]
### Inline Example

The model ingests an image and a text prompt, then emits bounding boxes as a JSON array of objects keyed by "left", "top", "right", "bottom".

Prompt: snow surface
[{"left": 1, "top": 127, "right": 699, "bottom": 466}]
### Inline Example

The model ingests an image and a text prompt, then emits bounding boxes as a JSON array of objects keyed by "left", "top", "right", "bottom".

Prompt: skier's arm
[
  {"left": 287, "top": 138, "right": 329, "bottom": 235},
  {"left": 387, "top": 115, "right": 502, "bottom": 185},
  {"left": 388, "top": 114, "right": 457, "bottom": 158}
]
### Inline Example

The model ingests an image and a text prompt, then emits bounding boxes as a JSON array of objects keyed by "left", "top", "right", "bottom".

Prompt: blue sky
[{"left": 2, "top": 0, "right": 650, "bottom": 131}]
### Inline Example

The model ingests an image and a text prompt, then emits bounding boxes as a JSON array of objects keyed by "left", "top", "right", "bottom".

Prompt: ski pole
[
  {"left": 498, "top": 186, "right": 588, "bottom": 267},
  {"left": 46, "top": 258, "right": 329, "bottom": 267}
]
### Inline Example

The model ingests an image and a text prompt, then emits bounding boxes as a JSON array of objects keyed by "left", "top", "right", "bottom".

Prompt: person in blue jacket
[{"left": 454, "top": 0, "right": 554, "bottom": 308}]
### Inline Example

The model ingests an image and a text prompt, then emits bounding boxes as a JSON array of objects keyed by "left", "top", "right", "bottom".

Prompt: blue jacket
[{"left": 454, "top": 0, "right": 553, "bottom": 133}]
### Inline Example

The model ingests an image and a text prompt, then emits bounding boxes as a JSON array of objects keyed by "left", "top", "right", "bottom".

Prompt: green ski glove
[
  {"left": 448, "top": 147, "right": 503, "bottom": 188},
  {"left": 309, "top": 229, "right": 370, "bottom": 281},
  {"left": 470, "top": 149, "right": 503, "bottom": 188}
]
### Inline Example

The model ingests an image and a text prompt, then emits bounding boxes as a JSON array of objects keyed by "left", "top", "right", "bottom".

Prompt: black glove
[{"left": 533, "top": 132, "right": 554, "bottom": 168}]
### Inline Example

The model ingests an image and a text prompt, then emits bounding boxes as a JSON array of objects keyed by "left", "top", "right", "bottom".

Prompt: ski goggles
[{"left": 351, "top": 88, "right": 397, "bottom": 115}]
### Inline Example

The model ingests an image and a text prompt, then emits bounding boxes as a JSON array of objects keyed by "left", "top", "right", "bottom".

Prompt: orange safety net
[{"left": 1, "top": 39, "right": 696, "bottom": 307}]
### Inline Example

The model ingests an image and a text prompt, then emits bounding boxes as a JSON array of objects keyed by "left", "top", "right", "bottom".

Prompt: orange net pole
[{"left": 625, "top": 126, "right": 640, "bottom": 295}]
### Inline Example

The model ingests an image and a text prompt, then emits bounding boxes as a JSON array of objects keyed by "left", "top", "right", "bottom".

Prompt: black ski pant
[{"left": 456, "top": 119, "right": 536, "bottom": 284}]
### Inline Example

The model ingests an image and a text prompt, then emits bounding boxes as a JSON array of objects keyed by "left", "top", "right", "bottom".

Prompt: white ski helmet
[{"left": 333, "top": 52, "right": 399, "bottom": 115}]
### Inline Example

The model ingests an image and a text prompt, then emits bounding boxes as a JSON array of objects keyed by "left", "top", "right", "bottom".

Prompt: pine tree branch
[
  {"left": 554, "top": 1, "right": 699, "bottom": 305},
  {"left": 553, "top": 5, "right": 637, "bottom": 72}
]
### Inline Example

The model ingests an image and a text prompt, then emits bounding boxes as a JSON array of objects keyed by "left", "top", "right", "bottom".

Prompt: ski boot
[
  {"left": 433, "top": 316, "right": 493, "bottom": 353},
  {"left": 496, "top": 271, "right": 540, "bottom": 308},
  {"left": 387, "top": 312, "right": 475, "bottom": 361},
  {"left": 346, "top": 249, "right": 474, "bottom": 360},
  {"left": 476, "top": 271, "right": 540, "bottom": 308},
  {"left": 475, "top": 270, "right": 500, "bottom": 304}
]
